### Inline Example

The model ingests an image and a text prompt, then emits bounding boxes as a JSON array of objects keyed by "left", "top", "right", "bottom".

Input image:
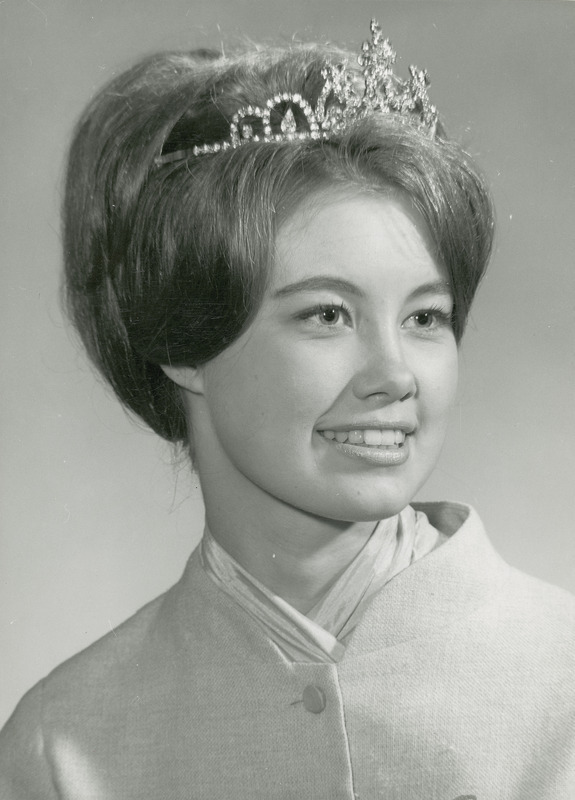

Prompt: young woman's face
[{"left": 188, "top": 192, "right": 458, "bottom": 522}]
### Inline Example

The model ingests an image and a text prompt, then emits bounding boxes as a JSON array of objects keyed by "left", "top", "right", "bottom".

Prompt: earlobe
[{"left": 160, "top": 364, "right": 205, "bottom": 395}]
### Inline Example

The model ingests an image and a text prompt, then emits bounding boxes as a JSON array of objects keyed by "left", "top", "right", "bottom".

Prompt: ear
[{"left": 160, "top": 364, "right": 205, "bottom": 395}]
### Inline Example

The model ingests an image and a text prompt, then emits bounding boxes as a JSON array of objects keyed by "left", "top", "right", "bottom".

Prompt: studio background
[{"left": 1, "top": 0, "right": 574, "bottom": 727}]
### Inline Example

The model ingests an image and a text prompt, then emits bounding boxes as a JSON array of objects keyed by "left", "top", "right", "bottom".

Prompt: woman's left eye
[{"left": 404, "top": 308, "right": 452, "bottom": 332}]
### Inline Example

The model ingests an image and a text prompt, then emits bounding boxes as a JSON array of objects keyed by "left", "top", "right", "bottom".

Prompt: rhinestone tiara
[{"left": 156, "top": 20, "right": 438, "bottom": 165}]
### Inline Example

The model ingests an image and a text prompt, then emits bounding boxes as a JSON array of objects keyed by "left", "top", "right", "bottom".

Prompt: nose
[{"left": 351, "top": 330, "right": 416, "bottom": 403}]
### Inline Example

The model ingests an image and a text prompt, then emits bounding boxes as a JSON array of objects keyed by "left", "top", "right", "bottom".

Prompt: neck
[{"left": 200, "top": 467, "right": 383, "bottom": 615}]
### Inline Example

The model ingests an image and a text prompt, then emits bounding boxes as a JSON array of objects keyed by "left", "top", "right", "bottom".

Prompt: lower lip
[{"left": 320, "top": 435, "right": 410, "bottom": 466}]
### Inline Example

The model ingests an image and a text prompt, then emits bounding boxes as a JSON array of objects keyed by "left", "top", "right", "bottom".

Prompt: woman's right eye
[{"left": 297, "top": 303, "right": 352, "bottom": 328}]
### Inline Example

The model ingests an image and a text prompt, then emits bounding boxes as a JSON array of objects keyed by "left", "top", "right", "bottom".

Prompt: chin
[
  {"left": 297, "top": 488, "right": 418, "bottom": 524},
  {"left": 306, "top": 471, "right": 435, "bottom": 523}
]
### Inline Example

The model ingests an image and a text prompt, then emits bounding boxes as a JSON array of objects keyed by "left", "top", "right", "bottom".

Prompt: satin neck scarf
[{"left": 199, "top": 506, "right": 444, "bottom": 663}]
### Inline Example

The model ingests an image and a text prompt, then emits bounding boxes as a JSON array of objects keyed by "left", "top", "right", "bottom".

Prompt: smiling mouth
[{"left": 318, "top": 429, "right": 407, "bottom": 448}]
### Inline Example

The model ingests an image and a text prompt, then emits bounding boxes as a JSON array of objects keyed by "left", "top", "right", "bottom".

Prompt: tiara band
[{"left": 156, "top": 20, "right": 438, "bottom": 165}]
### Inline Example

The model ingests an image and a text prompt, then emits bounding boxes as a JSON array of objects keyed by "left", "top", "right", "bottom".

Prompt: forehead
[{"left": 272, "top": 190, "right": 442, "bottom": 289}]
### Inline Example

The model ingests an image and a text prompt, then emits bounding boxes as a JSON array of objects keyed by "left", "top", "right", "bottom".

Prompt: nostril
[{"left": 351, "top": 352, "right": 417, "bottom": 403}]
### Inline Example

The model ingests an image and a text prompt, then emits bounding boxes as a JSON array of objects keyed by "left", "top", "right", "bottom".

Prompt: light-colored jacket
[{"left": 1, "top": 502, "right": 574, "bottom": 799}]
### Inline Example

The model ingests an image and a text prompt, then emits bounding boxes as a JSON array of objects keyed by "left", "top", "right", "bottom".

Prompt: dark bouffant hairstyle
[{"left": 63, "top": 43, "right": 494, "bottom": 444}]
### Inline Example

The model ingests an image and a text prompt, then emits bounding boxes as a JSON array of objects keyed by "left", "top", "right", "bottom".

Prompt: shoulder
[
  {"left": 1, "top": 581, "right": 171, "bottom": 734},
  {"left": 412, "top": 499, "right": 575, "bottom": 646},
  {"left": 0, "top": 548, "right": 280, "bottom": 796},
  {"left": 1, "top": 547, "right": 274, "bottom": 736},
  {"left": 0, "top": 582, "right": 172, "bottom": 795},
  {"left": 0, "top": 555, "right": 191, "bottom": 743},
  {"left": 0, "top": 551, "right": 207, "bottom": 791},
  {"left": 498, "top": 566, "right": 575, "bottom": 650}
]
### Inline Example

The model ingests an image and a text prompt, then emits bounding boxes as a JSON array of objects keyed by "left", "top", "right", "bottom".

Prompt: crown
[{"left": 157, "top": 20, "right": 438, "bottom": 165}]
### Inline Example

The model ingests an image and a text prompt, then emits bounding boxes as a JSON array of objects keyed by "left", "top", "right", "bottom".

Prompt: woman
[{"left": 1, "top": 20, "right": 573, "bottom": 799}]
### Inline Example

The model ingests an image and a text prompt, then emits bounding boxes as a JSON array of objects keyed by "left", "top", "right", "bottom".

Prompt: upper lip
[{"left": 316, "top": 421, "right": 416, "bottom": 435}]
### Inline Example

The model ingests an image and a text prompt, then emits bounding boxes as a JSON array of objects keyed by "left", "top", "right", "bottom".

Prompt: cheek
[
  {"left": 211, "top": 342, "right": 352, "bottom": 448},
  {"left": 202, "top": 344, "right": 323, "bottom": 443},
  {"left": 205, "top": 360, "right": 271, "bottom": 441},
  {"left": 420, "top": 346, "right": 459, "bottom": 417}
]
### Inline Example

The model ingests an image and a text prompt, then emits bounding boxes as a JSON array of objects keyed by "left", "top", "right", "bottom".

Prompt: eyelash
[
  {"left": 406, "top": 305, "right": 453, "bottom": 333},
  {"left": 296, "top": 302, "right": 452, "bottom": 332}
]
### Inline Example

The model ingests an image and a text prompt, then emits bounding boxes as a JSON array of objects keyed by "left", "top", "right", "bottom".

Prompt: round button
[{"left": 302, "top": 685, "right": 326, "bottom": 714}]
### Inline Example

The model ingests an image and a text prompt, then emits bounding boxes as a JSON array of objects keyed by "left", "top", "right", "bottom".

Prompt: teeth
[
  {"left": 363, "top": 429, "right": 382, "bottom": 446},
  {"left": 320, "top": 429, "right": 407, "bottom": 447}
]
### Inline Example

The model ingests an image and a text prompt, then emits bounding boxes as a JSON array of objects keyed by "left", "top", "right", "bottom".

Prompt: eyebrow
[
  {"left": 406, "top": 281, "right": 453, "bottom": 301},
  {"left": 272, "top": 276, "right": 452, "bottom": 301},
  {"left": 272, "top": 277, "right": 365, "bottom": 299}
]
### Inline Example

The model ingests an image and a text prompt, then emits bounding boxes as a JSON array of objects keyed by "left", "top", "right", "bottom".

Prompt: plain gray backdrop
[{"left": 1, "top": 0, "right": 574, "bottom": 726}]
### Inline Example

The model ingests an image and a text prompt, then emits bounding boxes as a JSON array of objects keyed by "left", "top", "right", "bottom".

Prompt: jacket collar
[
  {"left": 170, "top": 502, "right": 509, "bottom": 662},
  {"left": 343, "top": 502, "right": 510, "bottom": 657}
]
